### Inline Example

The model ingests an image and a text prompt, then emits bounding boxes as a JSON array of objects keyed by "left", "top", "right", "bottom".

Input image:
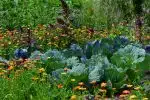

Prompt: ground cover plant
[{"left": 0, "top": 0, "right": 150, "bottom": 100}]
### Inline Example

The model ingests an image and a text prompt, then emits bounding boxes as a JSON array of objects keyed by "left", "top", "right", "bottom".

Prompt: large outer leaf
[
  {"left": 104, "top": 67, "right": 126, "bottom": 88},
  {"left": 85, "top": 42, "right": 93, "bottom": 59},
  {"left": 89, "top": 65, "right": 104, "bottom": 82},
  {"left": 137, "top": 54, "right": 150, "bottom": 71},
  {"left": 88, "top": 54, "right": 110, "bottom": 82},
  {"left": 68, "top": 63, "right": 87, "bottom": 76},
  {"left": 84, "top": 40, "right": 101, "bottom": 59}
]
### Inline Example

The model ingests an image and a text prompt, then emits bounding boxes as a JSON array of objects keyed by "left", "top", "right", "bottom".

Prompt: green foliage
[
  {"left": 104, "top": 67, "right": 126, "bottom": 88},
  {"left": 89, "top": 65, "right": 104, "bottom": 82},
  {"left": 0, "top": 0, "right": 149, "bottom": 30},
  {"left": 64, "top": 57, "right": 80, "bottom": 67},
  {"left": 0, "top": 69, "right": 51, "bottom": 100},
  {"left": 68, "top": 63, "right": 87, "bottom": 76},
  {"left": 137, "top": 54, "right": 150, "bottom": 71},
  {"left": 35, "top": 57, "right": 65, "bottom": 74},
  {"left": 0, "top": 0, "right": 60, "bottom": 29},
  {"left": 142, "top": 80, "right": 150, "bottom": 98},
  {"left": 87, "top": 54, "right": 110, "bottom": 68},
  {"left": 111, "top": 45, "right": 146, "bottom": 69},
  {"left": 133, "top": 0, "right": 144, "bottom": 15}
]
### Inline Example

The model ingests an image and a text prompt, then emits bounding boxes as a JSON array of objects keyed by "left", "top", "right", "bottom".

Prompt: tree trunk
[{"left": 135, "top": 16, "right": 142, "bottom": 42}]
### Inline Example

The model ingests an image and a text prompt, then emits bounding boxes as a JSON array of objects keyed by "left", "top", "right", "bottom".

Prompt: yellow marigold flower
[
  {"left": 127, "top": 84, "right": 133, "bottom": 88},
  {"left": 129, "top": 95, "right": 137, "bottom": 100},
  {"left": 99, "top": 89, "right": 107, "bottom": 93},
  {"left": 71, "top": 79, "right": 76, "bottom": 82},
  {"left": 134, "top": 86, "right": 140, "bottom": 90},
  {"left": 38, "top": 68, "right": 45, "bottom": 73},
  {"left": 9, "top": 61, "right": 15, "bottom": 66},
  {"left": 70, "top": 95, "right": 77, "bottom": 100},
  {"left": 78, "top": 87, "right": 87, "bottom": 91},
  {"left": 39, "top": 37, "right": 42, "bottom": 40},
  {"left": 143, "top": 98, "right": 148, "bottom": 100},
  {"left": 101, "top": 82, "right": 107, "bottom": 88}
]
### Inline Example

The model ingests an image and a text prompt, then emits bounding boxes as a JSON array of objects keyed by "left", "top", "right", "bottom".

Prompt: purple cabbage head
[
  {"left": 14, "top": 48, "right": 28, "bottom": 59},
  {"left": 145, "top": 45, "right": 150, "bottom": 53}
]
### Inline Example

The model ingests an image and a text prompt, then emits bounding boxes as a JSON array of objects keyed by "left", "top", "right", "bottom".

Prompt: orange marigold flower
[
  {"left": 7, "top": 66, "right": 14, "bottom": 71},
  {"left": 78, "top": 82, "right": 84, "bottom": 86},
  {"left": 73, "top": 86, "right": 81, "bottom": 91},
  {"left": 57, "top": 84, "right": 63, "bottom": 89},
  {"left": 101, "top": 82, "right": 107, "bottom": 88}
]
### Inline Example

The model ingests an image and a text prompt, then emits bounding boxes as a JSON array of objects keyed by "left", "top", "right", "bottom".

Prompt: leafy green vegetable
[
  {"left": 111, "top": 45, "right": 146, "bottom": 69},
  {"left": 89, "top": 65, "right": 104, "bottom": 82}
]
